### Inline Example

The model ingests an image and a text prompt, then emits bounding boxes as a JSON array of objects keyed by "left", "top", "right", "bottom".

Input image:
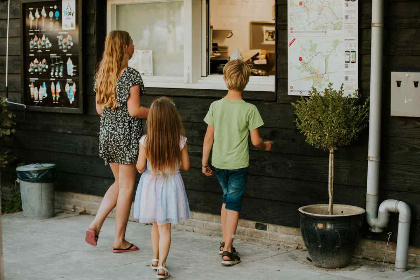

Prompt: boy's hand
[
  {"left": 202, "top": 165, "right": 214, "bottom": 176},
  {"left": 264, "top": 141, "right": 273, "bottom": 151}
]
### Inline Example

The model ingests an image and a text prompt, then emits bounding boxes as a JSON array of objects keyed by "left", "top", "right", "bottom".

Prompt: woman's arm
[
  {"left": 202, "top": 125, "right": 214, "bottom": 176},
  {"left": 127, "top": 85, "right": 149, "bottom": 118},
  {"left": 250, "top": 128, "right": 273, "bottom": 151},
  {"left": 136, "top": 142, "right": 147, "bottom": 173},
  {"left": 96, "top": 96, "right": 104, "bottom": 115},
  {"left": 179, "top": 143, "right": 190, "bottom": 171}
]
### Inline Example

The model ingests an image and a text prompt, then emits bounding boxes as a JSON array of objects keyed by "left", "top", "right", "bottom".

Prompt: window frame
[{"left": 106, "top": 0, "right": 276, "bottom": 92}]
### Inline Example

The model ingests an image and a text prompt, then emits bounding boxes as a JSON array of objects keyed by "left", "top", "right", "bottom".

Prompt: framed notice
[{"left": 21, "top": 0, "right": 83, "bottom": 113}]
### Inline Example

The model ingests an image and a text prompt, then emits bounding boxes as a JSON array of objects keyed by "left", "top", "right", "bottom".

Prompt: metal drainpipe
[{"left": 366, "top": 0, "right": 411, "bottom": 272}]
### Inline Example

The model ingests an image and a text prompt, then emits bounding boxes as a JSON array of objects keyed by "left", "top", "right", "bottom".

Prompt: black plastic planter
[{"left": 298, "top": 204, "right": 365, "bottom": 269}]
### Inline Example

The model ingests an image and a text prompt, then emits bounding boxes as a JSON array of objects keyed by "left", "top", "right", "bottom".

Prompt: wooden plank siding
[{"left": 0, "top": 0, "right": 419, "bottom": 246}]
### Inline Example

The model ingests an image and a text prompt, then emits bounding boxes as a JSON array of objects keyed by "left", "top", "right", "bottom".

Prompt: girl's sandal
[
  {"left": 221, "top": 251, "right": 241, "bottom": 266},
  {"left": 151, "top": 259, "right": 159, "bottom": 270},
  {"left": 156, "top": 267, "right": 170, "bottom": 279}
]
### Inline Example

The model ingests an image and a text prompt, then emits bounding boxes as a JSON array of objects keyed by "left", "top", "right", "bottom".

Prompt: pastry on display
[
  {"left": 58, "top": 34, "right": 74, "bottom": 51},
  {"left": 41, "top": 7, "right": 47, "bottom": 30},
  {"left": 55, "top": 81, "right": 61, "bottom": 103},
  {"left": 65, "top": 82, "right": 76, "bottom": 104},
  {"left": 29, "top": 34, "right": 52, "bottom": 50},
  {"left": 35, "top": 8, "right": 40, "bottom": 29},
  {"left": 67, "top": 58, "right": 75, "bottom": 76},
  {"left": 28, "top": 58, "right": 48, "bottom": 74},
  {"left": 29, "top": 11, "right": 35, "bottom": 29}
]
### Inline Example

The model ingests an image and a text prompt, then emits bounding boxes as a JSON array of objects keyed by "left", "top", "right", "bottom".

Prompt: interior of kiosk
[{"left": 209, "top": 0, "right": 275, "bottom": 76}]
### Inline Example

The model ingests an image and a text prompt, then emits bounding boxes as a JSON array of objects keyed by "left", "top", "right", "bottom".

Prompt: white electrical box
[{"left": 391, "top": 72, "right": 420, "bottom": 117}]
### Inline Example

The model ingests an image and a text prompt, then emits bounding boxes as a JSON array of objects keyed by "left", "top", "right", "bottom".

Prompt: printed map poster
[
  {"left": 288, "top": 0, "right": 358, "bottom": 96},
  {"left": 62, "top": 0, "right": 76, "bottom": 30}
]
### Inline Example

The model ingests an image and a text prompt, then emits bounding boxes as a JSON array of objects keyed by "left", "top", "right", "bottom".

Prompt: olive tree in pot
[{"left": 292, "top": 84, "right": 369, "bottom": 269}]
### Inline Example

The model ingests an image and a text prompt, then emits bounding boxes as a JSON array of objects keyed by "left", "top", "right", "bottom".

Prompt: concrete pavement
[{"left": 2, "top": 212, "right": 420, "bottom": 280}]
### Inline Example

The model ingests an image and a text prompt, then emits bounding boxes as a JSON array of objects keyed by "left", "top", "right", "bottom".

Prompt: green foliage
[
  {"left": 0, "top": 97, "right": 15, "bottom": 168},
  {"left": 1, "top": 183, "right": 22, "bottom": 214},
  {"left": 292, "top": 84, "right": 369, "bottom": 152}
]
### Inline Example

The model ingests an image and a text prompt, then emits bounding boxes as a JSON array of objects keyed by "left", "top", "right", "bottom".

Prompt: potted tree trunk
[{"left": 292, "top": 84, "right": 369, "bottom": 269}]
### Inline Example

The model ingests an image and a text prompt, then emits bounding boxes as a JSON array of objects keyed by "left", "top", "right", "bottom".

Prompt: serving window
[{"left": 107, "top": 0, "right": 276, "bottom": 91}]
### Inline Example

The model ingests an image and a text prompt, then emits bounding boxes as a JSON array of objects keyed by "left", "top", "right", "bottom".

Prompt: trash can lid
[{"left": 16, "top": 163, "right": 56, "bottom": 172}]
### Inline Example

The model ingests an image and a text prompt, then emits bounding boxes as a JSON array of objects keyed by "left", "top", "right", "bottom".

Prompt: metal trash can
[{"left": 16, "top": 163, "right": 56, "bottom": 219}]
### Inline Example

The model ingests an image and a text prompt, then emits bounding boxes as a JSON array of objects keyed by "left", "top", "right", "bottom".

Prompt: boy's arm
[
  {"left": 250, "top": 128, "right": 273, "bottom": 151},
  {"left": 202, "top": 125, "right": 214, "bottom": 176},
  {"left": 136, "top": 143, "right": 147, "bottom": 173}
]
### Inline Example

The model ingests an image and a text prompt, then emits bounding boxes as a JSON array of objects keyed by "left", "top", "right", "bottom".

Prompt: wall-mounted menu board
[{"left": 22, "top": 0, "right": 83, "bottom": 113}]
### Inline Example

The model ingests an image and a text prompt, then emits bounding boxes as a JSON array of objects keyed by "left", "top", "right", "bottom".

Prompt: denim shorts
[{"left": 214, "top": 167, "right": 248, "bottom": 212}]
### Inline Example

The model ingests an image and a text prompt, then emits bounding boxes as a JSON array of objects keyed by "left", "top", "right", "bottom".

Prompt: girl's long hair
[
  {"left": 95, "top": 30, "right": 131, "bottom": 110},
  {"left": 146, "top": 97, "right": 185, "bottom": 175}
]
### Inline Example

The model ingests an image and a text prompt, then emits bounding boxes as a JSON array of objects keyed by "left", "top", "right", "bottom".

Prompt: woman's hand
[{"left": 127, "top": 85, "right": 149, "bottom": 119}]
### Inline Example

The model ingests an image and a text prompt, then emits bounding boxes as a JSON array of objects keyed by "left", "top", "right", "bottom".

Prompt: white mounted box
[{"left": 391, "top": 72, "right": 420, "bottom": 117}]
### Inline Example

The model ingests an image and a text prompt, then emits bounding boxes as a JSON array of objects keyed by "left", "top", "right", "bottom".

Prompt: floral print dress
[{"left": 98, "top": 67, "right": 145, "bottom": 165}]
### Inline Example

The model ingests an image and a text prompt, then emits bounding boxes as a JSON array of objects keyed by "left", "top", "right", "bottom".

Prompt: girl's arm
[
  {"left": 202, "top": 125, "right": 214, "bottom": 176},
  {"left": 180, "top": 143, "right": 190, "bottom": 171},
  {"left": 127, "top": 85, "right": 149, "bottom": 119},
  {"left": 250, "top": 128, "right": 273, "bottom": 151},
  {"left": 136, "top": 142, "right": 147, "bottom": 173}
]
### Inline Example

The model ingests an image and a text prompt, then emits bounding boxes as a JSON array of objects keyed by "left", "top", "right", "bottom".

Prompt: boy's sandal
[
  {"left": 156, "top": 267, "right": 170, "bottom": 279},
  {"left": 151, "top": 259, "right": 159, "bottom": 270},
  {"left": 218, "top": 242, "right": 225, "bottom": 255},
  {"left": 112, "top": 243, "right": 139, "bottom": 253},
  {"left": 221, "top": 251, "right": 241, "bottom": 266},
  {"left": 219, "top": 242, "right": 238, "bottom": 256},
  {"left": 85, "top": 228, "right": 99, "bottom": 246}
]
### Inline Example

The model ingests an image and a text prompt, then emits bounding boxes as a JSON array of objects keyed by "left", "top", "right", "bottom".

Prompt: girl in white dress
[{"left": 134, "top": 97, "right": 190, "bottom": 279}]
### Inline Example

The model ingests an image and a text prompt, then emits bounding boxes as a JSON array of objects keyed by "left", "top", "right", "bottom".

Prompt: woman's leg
[
  {"left": 113, "top": 163, "right": 137, "bottom": 249},
  {"left": 151, "top": 222, "right": 159, "bottom": 267},
  {"left": 157, "top": 223, "right": 171, "bottom": 273},
  {"left": 88, "top": 163, "right": 120, "bottom": 237}
]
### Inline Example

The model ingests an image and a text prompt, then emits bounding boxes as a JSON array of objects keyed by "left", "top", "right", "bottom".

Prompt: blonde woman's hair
[
  {"left": 95, "top": 30, "right": 132, "bottom": 110},
  {"left": 223, "top": 59, "right": 251, "bottom": 92},
  {"left": 145, "top": 97, "right": 185, "bottom": 175}
]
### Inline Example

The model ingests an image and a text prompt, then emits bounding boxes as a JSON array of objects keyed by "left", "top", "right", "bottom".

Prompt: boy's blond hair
[{"left": 223, "top": 59, "right": 251, "bottom": 92}]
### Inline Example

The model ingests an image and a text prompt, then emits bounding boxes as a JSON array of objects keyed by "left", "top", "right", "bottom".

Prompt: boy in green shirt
[{"left": 202, "top": 59, "right": 273, "bottom": 266}]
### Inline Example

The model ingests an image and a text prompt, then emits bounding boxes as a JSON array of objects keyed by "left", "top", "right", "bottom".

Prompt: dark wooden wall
[{"left": 1, "top": 0, "right": 419, "bottom": 246}]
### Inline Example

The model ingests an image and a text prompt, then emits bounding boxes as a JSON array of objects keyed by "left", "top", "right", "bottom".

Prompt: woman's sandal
[
  {"left": 85, "top": 228, "right": 99, "bottom": 246},
  {"left": 151, "top": 259, "right": 159, "bottom": 270},
  {"left": 156, "top": 267, "right": 170, "bottom": 279},
  {"left": 112, "top": 243, "right": 139, "bottom": 253},
  {"left": 221, "top": 251, "right": 241, "bottom": 266}
]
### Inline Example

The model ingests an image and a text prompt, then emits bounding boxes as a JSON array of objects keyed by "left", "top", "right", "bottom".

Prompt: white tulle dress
[{"left": 133, "top": 135, "right": 191, "bottom": 225}]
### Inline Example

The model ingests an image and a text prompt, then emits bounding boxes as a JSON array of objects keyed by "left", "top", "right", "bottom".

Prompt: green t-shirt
[{"left": 204, "top": 98, "right": 264, "bottom": 169}]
